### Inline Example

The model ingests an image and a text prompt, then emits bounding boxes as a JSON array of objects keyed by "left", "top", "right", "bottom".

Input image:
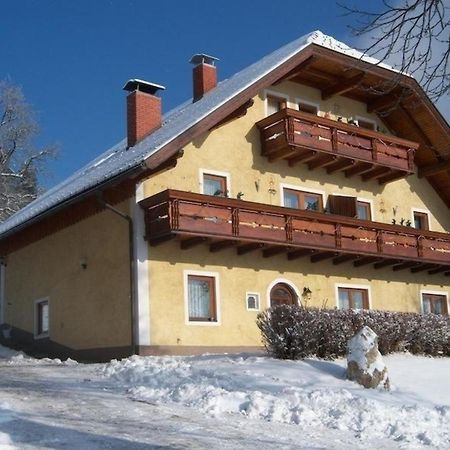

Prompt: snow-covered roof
[{"left": 0, "top": 30, "right": 401, "bottom": 239}]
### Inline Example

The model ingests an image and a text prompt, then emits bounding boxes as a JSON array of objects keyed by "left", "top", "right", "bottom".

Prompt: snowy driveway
[{"left": 0, "top": 349, "right": 449, "bottom": 449}]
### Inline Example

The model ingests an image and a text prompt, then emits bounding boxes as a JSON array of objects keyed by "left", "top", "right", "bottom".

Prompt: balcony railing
[
  {"left": 140, "top": 190, "right": 450, "bottom": 275},
  {"left": 256, "top": 109, "right": 419, "bottom": 184}
]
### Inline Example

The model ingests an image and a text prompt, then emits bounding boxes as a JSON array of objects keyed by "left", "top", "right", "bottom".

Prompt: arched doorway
[{"left": 270, "top": 283, "right": 298, "bottom": 307}]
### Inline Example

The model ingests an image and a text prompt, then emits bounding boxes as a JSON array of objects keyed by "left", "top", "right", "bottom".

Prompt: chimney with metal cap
[
  {"left": 190, "top": 54, "right": 219, "bottom": 102},
  {"left": 123, "top": 79, "right": 165, "bottom": 148}
]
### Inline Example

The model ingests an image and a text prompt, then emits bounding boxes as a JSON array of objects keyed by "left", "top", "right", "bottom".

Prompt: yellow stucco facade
[{"left": 141, "top": 81, "right": 450, "bottom": 349}]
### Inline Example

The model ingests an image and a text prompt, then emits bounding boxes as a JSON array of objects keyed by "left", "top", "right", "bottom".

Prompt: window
[
  {"left": 338, "top": 287, "right": 369, "bottom": 310},
  {"left": 422, "top": 293, "right": 448, "bottom": 315},
  {"left": 246, "top": 292, "right": 260, "bottom": 311},
  {"left": 266, "top": 94, "right": 287, "bottom": 115},
  {"left": 203, "top": 173, "right": 228, "bottom": 197},
  {"left": 187, "top": 275, "right": 217, "bottom": 322},
  {"left": 298, "top": 101, "right": 318, "bottom": 115},
  {"left": 270, "top": 283, "right": 297, "bottom": 307},
  {"left": 283, "top": 188, "right": 323, "bottom": 212},
  {"left": 356, "top": 200, "right": 372, "bottom": 220},
  {"left": 35, "top": 298, "right": 49, "bottom": 337},
  {"left": 413, "top": 211, "right": 429, "bottom": 230}
]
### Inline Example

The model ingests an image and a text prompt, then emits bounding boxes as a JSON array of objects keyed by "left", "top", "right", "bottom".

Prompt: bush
[{"left": 256, "top": 306, "right": 450, "bottom": 360}]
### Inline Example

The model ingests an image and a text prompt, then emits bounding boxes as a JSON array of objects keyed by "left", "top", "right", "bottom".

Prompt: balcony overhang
[
  {"left": 140, "top": 190, "right": 450, "bottom": 276},
  {"left": 256, "top": 109, "right": 418, "bottom": 183}
]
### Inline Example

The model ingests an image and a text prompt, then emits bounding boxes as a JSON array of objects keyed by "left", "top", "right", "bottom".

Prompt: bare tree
[
  {"left": 0, "top": 80, "right": 56, "bottom": 222},
  {"left": 341, "top": 0, "right": 450, "bottom": 102}
]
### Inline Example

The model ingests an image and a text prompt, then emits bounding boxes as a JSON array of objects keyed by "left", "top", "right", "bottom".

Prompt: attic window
[
  {"left": 203, "top": 173, "right": 228, "bottom": 197},
  {"left": 328, "top": 195, "right": 357, "bottom": 218}
]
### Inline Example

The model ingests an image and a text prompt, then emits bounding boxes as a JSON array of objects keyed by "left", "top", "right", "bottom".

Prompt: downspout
[
  {"left": 96, "top": 196, "right": 136, "bottom": 355},
  {"left": 0, "top": 256, "right": 5, "bottom": 325}
]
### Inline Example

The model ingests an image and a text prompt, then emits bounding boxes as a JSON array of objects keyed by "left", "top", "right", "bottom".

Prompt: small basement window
[
  {"left": 246, "top": 292, "right": 260, "bottom": 311},
  {"left": 35, "top": 298, "right": 49, "bottom": 338}
]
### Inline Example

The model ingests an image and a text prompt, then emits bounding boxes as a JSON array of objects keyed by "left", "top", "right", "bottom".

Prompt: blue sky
[{"left": 0, "top": 0, "right": 414, "bottom": 187}]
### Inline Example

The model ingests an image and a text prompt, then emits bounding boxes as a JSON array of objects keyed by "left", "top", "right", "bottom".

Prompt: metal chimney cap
[
  {"left": 123, "top": 79, "right": 166, "bottom": 95},
  {"left": 189, "top": 54, "right": 219, "bottom": 66}
]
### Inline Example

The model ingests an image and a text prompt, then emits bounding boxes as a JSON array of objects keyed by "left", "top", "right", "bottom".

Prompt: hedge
[{"left": 256, "top": 306, "right": 450, "bottom": 359}]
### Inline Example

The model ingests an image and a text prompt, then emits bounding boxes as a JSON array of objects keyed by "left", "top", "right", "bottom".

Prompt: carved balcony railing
[
  {"left": 140, "top": 190, "right": 450, "bottom": 275},
  {"left": 256, "top": 109, "right": 419, "bottom": 184}
]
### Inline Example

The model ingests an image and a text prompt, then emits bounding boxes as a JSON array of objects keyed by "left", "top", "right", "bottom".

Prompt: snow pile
[
  {"left": 0, "top": 344, "right": 77, "bottom": 366},
  {"left": 0, "top": 403, "right": 16, "bottom": 450},
  {"left": 103, "top": 354, "right": 450, "bottom": 447},
  {"left": 0, "top": 345, "right": 19, "bottom": 359}
]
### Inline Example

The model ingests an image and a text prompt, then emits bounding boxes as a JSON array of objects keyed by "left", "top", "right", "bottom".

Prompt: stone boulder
[{"left": 347, "top": 326, "right": 390, "bottom": 390}]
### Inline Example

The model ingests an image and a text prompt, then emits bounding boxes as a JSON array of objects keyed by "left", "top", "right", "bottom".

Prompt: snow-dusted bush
[{"left": 256, "top": 306, "right": 450, "bottom": 359}]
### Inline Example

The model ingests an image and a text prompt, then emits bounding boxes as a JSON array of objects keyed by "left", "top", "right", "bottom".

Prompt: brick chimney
[
  {"left": 190, "top": 54, "right": 219, "bottom": 102},
  {"left": 123, "top": 79, "right": 165, "bottom": 148}
]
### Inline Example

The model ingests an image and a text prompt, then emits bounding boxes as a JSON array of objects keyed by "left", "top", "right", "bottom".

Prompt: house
[{"left": 0, "top": 31, "right": 449, "bottom": 361}]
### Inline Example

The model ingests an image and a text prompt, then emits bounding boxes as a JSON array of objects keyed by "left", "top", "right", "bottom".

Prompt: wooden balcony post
[
  {"left": 371, "top": 139, "right": 379, "bottom": 162},
  {"left": 170, "top": 199, "right": 179, "bottom": 229},
  {"left": 331, "top": 128, "right": 338, "bottom": 153},
  {"left": 335, "top": 223, "right": 342, "bottom": 248},
  {"left": 285, "top": 215, "right": 293, "bottom": 242},
  {"left": 417, "top": 235, "right": 424, "bottom": 258},
  {"left": 376, "top": 231, "right": 383, "bottom": 253},
  {"left": 407, "top": 148, "right": 415, "bottom": 172},
  {"left": 286, "top": 116, "right": 295, "bottom": 144},
  {"left": 232, "top": 207, "right": 240, "bottom": 236}
]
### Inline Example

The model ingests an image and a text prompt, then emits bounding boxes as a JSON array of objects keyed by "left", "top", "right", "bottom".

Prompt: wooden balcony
[
  {"left": 256, "top": 109, "right": 419, "bottom": 184},
  {"left": 140, "top": 190, "right": 450, "bottom": 276}
]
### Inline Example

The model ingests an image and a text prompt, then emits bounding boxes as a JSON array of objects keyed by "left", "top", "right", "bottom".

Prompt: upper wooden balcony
[
  {"left": 256, "top": 109, "right": 419, "bottom": 184},
  {"left": 140, "top": 190, "right": 450, "bottom": 276}
]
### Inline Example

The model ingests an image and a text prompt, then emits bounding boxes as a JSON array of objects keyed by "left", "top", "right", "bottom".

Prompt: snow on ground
[{"left": 0, "top": 344, "right": 449, "bottom": 449}]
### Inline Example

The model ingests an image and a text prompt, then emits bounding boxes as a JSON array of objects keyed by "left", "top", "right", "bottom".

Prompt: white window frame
[
  {"left": 266, "top": 278, "right": 301, "bottom": 309},
  {"left": 295, "top": 97, "right": 320, "bottom": 115},
  {"left": 246, "top": 292, "right": 260, "bottom": 311},
  {"left": 280, "top": 183, "right": 327, "bottom": 209},
  {"left": 411, "top": 208, "right": 431, "bottom": 231},
  {"left": 354, "top": 115, "right": 377, "bottom": 130},
  {"left": 183, "top": 270, "right": 221, "bottom": 326},
  {"left": 420, "top": 289, "right": 449, "bottom": 314},
  {"left": 335, "top": 283, "right": 372, "bottom": 310},
  {"left": 199, "top": 168, "right": 231, "bottom": 197},
  {"left": 34, "top": 297, "right": 50, "bottom": 339},
  {"left": 264, "top": 89, "right": 290, "bottom": 117}
]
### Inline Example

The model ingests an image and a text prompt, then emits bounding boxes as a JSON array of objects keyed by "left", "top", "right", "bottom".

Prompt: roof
[{"left": 0, "top": 30, "right": 448, "bottom": 240}]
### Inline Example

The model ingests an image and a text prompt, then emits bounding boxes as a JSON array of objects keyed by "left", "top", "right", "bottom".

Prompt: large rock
[{"left": 347, "top": 326, "right": 390, "bottom": 390}]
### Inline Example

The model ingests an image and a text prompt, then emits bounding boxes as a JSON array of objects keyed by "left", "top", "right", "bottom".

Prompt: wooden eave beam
[
  {"left": 361, "top": 166, "right": 391, "bottom": 181},
  {"left": 237, "top": 243, "right": 263, "bottom": 255},
  {"left": 277, "top": 56, "right": 317, "bottom": 82},
  {"left": 210, "top": 240, "right": 236, "bottom": 253},
  {"left": 321, "top": 73, "right": 365, "bottom": 100},
  {"left": 378, "top": 170, "right": 407, "bottom": 185},
  {"left": 210, "top": 99, "right": 254, "bottom": 131},
  {"left": 333, "top": 254, "right": 358, "bottom": 265},
  {"left": 310, "top": 251, "right": 336, "bottom": 263},
  {"left": 353, "top": 256, "right": 380, "bottom": 267},
  {"left": 268, "top": 147, "right": 298, "bottom": 162},
  {"left": 180, "top": 237, "right": 207, "bottom": 250},
  {"left": 428, "top": 266, "right": 448, "bottom": 275},
  {"left": 393, "top": 261, "right": 419, "bottom": 271},
  {"left": 418, "top": 159, "right": 450, "bottom": 178},
  {"left": 367, "top": 89, "right": 413, "bottom": 113},
  {"left": 287, "top": 248, "right": 315, "bottom": 260},
  {"left": 263, "top": 246, "right": 287, "bottom": 258},
  {"left": 345, "top": 162, "right": 373, "bottom": 178},
  {"left": 307, "top": 154, "right": 337, "bottom": 170},
  {"left": 327, "top": 158, "right": 355, "bottom": 174},
  {"left": 288, "top": 150, "right": 317, "bottom": 167},
  {"left": 410, "top": 263, "right": 436, "bottom": 273},
  {"left": 374, "top": 259, "right": 400, "bottom": 269}
]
